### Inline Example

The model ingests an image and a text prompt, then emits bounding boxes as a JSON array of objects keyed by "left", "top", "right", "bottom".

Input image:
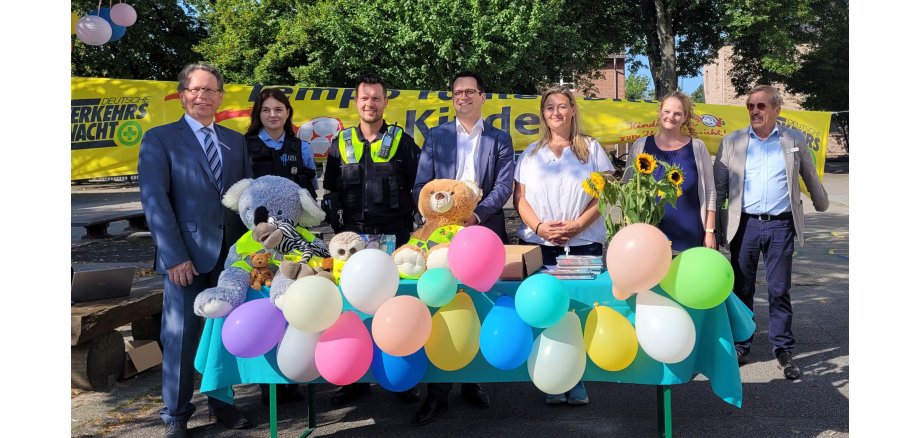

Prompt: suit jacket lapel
[
  {"left": 476, "top": 127, "right": 494, "bottom": 187},
  {"left": 178, "top": 117, "right": 221, "bottom": 192},
  {"left": 779, "top": 126, "right": 796, "bottom": 194},
  {"left": 442, "top": 122, "right": 458, "bottom": 179}
]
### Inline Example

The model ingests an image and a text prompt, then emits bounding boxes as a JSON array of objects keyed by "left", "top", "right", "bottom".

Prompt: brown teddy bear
[
  {"left": 249, "top": 252, "right": 274, "bottom": 289},
  {"left": 392, "top": 179, "right": 481, "bottom": 279}
]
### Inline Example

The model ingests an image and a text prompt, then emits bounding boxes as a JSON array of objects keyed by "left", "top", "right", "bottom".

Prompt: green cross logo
[{"left": 116, "top": 121, "right": 143, "bottom": 147}]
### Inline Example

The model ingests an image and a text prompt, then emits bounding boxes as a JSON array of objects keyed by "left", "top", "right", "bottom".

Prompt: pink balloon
[
  {"left": 606, "top": 224, "right": 672, "bottom": 300},
  {"left": 110, "top": 3, "right": 137, "bottom": 27},
  {"left": 372, "top": 296, "right": 433, "bottom": 357},
  {"left": 447, "top": 225, "right": 505, "bottom": 292},
  {"left": 314, "top": 312, "right": 373, "bottom": 385}
]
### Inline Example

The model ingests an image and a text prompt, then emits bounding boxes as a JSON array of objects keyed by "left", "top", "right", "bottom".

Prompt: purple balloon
[{"left": 222, "top": 298, "right": 286, "bottom": 358}]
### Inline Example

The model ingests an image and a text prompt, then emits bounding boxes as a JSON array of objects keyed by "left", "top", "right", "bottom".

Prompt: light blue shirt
[
  {"left": 258, "top": 128, "right": 318, "bottom": 190},
  {"left": 184, "top": 114, "right": 222, "bottom": 162},
  {"left": 742, "top": 126, "right": 790, "bottom": 215}
]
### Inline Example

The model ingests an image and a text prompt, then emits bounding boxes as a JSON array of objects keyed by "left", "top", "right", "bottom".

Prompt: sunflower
[
  {"left": 636, "top": 153, "right": 657, "bottom": 174},
  {"left": 582, "top": 178, "right": 599, "bottom": 198},
  {"left": 589, "top": 172, "right": 606, "bottom": 192},
  {"left": 666, "top": 168, "right": 684, "bottom": 186},
  {"left": 676, "top": 186, "right": 683, "bottom": 197},
  {"left": 657, "top": 190, "right": 666, "bottom": 198}
]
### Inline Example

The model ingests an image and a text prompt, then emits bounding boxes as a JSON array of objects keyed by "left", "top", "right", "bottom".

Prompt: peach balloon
[
  {"left": 606, "top": 223, "right": 672, "bottom": 300},
  {"left": 372, "top": 295, "right": 433, "bottom": 357}
]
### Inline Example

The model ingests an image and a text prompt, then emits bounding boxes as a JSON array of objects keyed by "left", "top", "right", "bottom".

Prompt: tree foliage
[
  {"left": 194, "top": 0, "right": 633, "bottom": 94},
  {"left": 616, "top": 0, "right": 726, "bottom": 99},
  {"left": 625, "top": 75, "right": 653, "bottom": 101},
  {"left": 690, "top": 84, "right": 705, "bottom": 103},
  {"left": 71, "top": 0, "right": 207, "bottom": 80},
  {"left": 724, "top": 0, "right": 848, "bottom": 111}
]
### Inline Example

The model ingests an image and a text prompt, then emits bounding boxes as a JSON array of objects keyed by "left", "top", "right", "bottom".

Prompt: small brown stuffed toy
[{"left": 249, "top": 253, "right": 275, "bottom": 290}]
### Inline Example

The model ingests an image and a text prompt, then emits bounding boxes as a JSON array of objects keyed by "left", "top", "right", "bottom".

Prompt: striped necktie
[{"left": 201, "top": 127, "right": 223, "bottom": 191}]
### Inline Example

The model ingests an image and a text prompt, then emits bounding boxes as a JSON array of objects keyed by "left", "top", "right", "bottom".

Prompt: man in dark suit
[
  {"left": 714, "top": 85, "right": 829, "bottom": 381},
  {"left": 410, "top": 71, "right": 515, "bottom": 426},
  {"left": 138, "top": 62, "right": 254, "bottom": 438}
]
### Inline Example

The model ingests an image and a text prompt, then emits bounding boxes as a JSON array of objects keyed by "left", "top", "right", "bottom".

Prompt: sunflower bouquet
[{"left": 582, "top": 152, "right": 684, "bottom": 240}]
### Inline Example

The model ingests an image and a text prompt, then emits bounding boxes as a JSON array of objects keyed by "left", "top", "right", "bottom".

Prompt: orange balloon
[
  {"left": 606, "top": 223, "right": 672, "bottom": 300},
  {"left": 371, "top": 295, "right": 433, "bottom": 357}
]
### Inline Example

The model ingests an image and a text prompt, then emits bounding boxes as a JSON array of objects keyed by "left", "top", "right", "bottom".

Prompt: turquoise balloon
[
  {"left": 480, "top": 296, "right": 533, "bottom": 370},
  {"left": 417, "top": 268, "right": 457, "bottom": 307},
  {"left": 514, "top": 274, "right": 569, "bottom": 328},
  {"left": 659, "top": 247, "right": 734, "bottom": 309}
]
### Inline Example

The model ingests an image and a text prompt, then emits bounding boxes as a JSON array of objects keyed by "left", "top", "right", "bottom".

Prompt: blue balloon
[
  {"left": 370, "top": 345, "right": 428, "bottom": 392},
  {"left": 91, "top": 8, "right": 127, "bottom": 43},
  {"left": 480, "top": 296, "right": 533, "bottom": 370},
  {"left": 514, "top": 274, "right": 569, "bottom": 328}
]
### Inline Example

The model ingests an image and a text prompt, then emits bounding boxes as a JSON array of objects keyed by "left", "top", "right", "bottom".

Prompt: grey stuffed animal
[{"left": 193, "top": 175, "right": 328, "bottom": 318}]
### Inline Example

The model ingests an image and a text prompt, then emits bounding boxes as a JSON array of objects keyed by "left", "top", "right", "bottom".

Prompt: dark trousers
[
  {"left": 159, "top": 265, "right": 233, "bottom": 423},
  {"left": 730, "top": 214, "right": 796, "bottom": 356},
  {"left": 426, "top": 382, "right": 480, "bottom": 401},
  {"left": 525, "top": 242, "right": 604, "bottom": 266}
]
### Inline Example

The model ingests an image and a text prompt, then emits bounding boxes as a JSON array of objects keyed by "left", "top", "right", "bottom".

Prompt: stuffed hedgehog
[
  {"left": 391, "top": 179, "right": 481, "bottom": 279},
  {"left": 193, "top": 175, "right": 330, "bottom": 318}
]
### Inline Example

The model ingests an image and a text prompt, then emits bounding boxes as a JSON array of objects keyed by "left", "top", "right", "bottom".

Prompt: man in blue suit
[
  {"left": 138, "top": 63, "right": 254, "bottom": 438},
  {"left": 411, "top": 71, "right": 515, "bottom": 426}
]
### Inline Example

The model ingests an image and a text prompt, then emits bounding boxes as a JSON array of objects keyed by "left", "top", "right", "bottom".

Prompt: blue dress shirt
[{"left": 742, "top": 126, "right": 790, "bottom": 215}]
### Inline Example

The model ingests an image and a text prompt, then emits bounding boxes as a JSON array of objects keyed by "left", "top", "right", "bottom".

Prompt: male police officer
[{"left": 321, "top": 72, "right": 421, "bottom": 404}]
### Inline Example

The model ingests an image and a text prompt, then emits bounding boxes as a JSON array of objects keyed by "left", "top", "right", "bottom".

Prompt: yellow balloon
[
  {"left": 424, "top": 291, "right": 480, "bottom": 371},
  {"left": 71, "top": 12, "right": 79, "bottom": 35},
  {"left": 584, "top": 305, "right": 639, "bottom": 371}
]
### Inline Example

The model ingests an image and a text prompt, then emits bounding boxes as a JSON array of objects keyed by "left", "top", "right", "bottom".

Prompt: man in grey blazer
[
  {"left": 714, "top": 85, "right": 829, "bottom": 381},
  {"left": 410, "top": 72, "right": 514, "bottom": 426},
  {"left": 138, "top": 63, "right": 253, "bottom": 437}
]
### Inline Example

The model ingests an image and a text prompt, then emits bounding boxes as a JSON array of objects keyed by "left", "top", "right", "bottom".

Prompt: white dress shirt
[{"left": 455, "top": 118, "right": 484, "bottom": 182}]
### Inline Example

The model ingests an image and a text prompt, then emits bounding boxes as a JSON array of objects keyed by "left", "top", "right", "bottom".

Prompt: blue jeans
[{"left": 730, "top": 214, "right": 796, "bottom": 355}]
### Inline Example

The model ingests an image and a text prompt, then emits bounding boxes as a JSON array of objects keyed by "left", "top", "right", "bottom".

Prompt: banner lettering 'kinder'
[{"left": 71, "top": 77, "right": 832, "bottom": 181}]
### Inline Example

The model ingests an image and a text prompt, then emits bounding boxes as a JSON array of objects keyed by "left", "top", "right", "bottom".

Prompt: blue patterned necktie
[{"left": 201, "top": 127, "right": 223, "bottom": 191}]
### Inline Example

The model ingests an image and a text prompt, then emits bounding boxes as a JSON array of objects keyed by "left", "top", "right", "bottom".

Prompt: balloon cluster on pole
[{"left": 74, "top": 3, "right": 137, "bottom": 46}]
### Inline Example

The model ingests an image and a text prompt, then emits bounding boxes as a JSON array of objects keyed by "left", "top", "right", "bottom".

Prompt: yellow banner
[{"left": 71, "top": 77, "right": 831, "bottom": 181}]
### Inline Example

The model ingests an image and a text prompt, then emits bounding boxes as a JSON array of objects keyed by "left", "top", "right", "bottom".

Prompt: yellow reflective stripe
[{"left": 337, "top": 127, "right": 402, "bottom": 164}]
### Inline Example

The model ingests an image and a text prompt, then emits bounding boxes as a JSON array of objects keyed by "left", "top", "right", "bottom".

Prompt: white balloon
[
  {"left": 276, "top": 325, "right": 321, "bottom": 382},
  {"left": 281, "top": 276, "right": 343, "bottom": 332},
  {"left": 76, "top": 16, "right": 112, "bottom": 46},
  {"left": 340, "top": 248, "right": 400, "bottom": 315},
  {"left": 110, "top": 3, "right": 138, "bottom": 27},
  {"left": 635, "top": 290, "right": 696, "bottom": 364},
  {"left": 527, "top": 312, "right": 586, "bottom": 395}
]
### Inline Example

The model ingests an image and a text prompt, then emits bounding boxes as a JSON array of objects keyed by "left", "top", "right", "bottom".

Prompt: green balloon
[
  {"left": 659, "top": 247, "right": 734, "bottom": 309},
  {"left": 417, "top": 268, "right": 458, "bottom": 308}
]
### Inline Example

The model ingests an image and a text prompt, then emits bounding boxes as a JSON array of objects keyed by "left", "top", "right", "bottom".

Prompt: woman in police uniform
[{"left": 244, "top": 88, "right": 319, "bottom": 199}]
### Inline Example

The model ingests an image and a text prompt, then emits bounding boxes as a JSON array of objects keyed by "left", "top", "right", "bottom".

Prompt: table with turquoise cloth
[{"left": 195, "top": 272, "right": 755, "bottom": 408}]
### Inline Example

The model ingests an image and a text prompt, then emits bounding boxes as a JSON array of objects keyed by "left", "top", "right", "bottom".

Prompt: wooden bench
[
  {"left": 71, "top": 276, "right": 163, "bottom": 391},
  {"left": 72, "top": 210, "right": 148, "bottom": 239}
]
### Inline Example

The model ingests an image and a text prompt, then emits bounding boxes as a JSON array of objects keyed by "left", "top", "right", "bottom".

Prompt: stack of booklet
[{"left": 539, "top": 255, "right": 604, "bottom": 280}]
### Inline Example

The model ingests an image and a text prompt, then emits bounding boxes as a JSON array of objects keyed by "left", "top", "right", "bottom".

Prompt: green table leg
[
  {"left": 298, "top": 384, "right": 316, "bottom": 438},
  {"left": 657, "top": 385, "right": 672, "bottom": 438},
  {"left": 270, "top": 384, "right": 278, "bottom": 438}
]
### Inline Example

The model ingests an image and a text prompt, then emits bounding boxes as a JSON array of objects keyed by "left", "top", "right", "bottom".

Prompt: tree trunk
[
  {"left": 653, "top": 0, "right": 677, "bottom": 99},
  {"left": 72, "top": 330, "right": 126, "bottom": 391},
  {"left": 643, "top": 0, "right": 663, "bottom": 98}
]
